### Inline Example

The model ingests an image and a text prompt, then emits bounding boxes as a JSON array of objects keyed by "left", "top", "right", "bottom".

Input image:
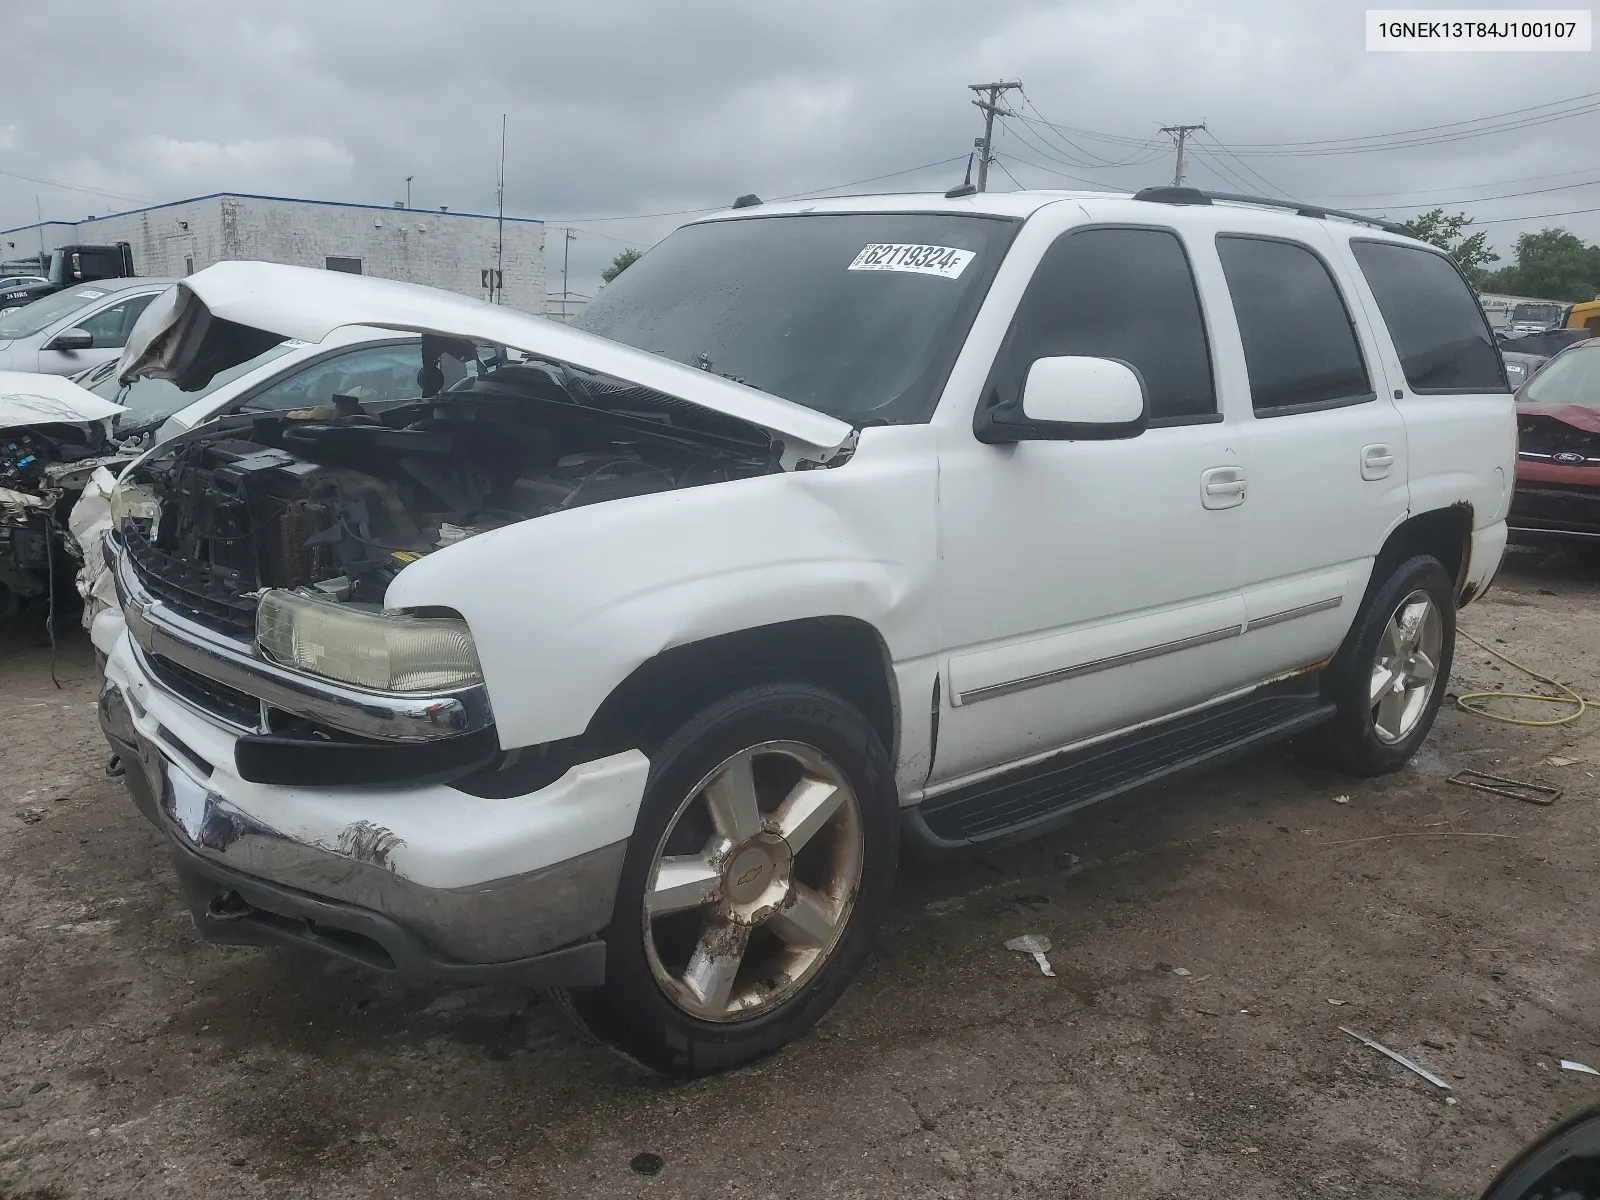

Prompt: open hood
[
  {"left": 117, "top": 261, "right": 855, "bottom": 465},
  {"left": 0, "top": 370, "right": 125, "bottom": 432}
]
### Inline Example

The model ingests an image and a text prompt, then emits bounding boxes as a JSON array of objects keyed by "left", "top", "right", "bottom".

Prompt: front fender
[{"left": 384, "top": 426, "right": 939, "bottom": 749}]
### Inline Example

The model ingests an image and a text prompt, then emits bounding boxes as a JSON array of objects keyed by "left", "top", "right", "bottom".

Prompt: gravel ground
[{"left": 4, "top": 549, "right": 1600, "bottom": 1199}]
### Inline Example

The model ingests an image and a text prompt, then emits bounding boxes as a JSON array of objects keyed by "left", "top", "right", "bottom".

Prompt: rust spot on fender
[{"left": 335, "top": 820, "right": 405, "bottom": 870}]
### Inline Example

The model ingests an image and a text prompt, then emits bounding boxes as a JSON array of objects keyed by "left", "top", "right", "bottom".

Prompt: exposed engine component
[
  {"left": 0, "top": 420, "right": 120, "bottom": 619},
  {"left": 119, "top": 372, "right": 773, "bottom": 634}
]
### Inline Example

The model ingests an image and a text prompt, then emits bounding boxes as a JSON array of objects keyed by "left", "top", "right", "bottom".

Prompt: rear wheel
[
  {"left": 555, "top": 682, "right": 898, "bottom": 1076},
  {"left": 1313, "top": 555, "right": 1456, "bottom": 776}
]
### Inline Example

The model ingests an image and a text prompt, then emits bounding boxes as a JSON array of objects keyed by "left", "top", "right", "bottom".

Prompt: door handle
[
  {"left": 1362, "top": 444, "right": 1395, "bottom": 481},
  {"left": 1201, "top": 466, "right": 1246, "bottom": 510}
]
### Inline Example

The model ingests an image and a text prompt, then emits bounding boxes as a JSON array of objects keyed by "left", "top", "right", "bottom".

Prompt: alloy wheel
[
  {"left": 1369, "top": 589, "right": 1444, "bottom": 744},
  {"left": 641, "top": 740, "right": 865, "bottom": 1022}
]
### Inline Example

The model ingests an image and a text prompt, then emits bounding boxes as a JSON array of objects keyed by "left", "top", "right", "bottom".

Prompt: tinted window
[
  {"left": 580, "top": 213, "right": 1017, "bottom": 423},
  {"left": 244, "top": 343, "right": 423, "bottom": 411},
  {"left": 1350, "top": 240, "right": 1505, "bottom": 392},
  {"left": 77, "top": 294, "right": 157, "bottom": 349},
  {"left": 1216, "top": 236, "right": 1371, "bottom": 413},
  {"left": 0, "top": 287, "right": 109, "bottom": 339},
  {"left": 996, "top": 227, "right": 1215, "bottom": 420}
]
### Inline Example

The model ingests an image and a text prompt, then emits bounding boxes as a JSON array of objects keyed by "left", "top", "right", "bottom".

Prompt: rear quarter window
[{"left": 1350, "top": 240, "right": 1507, "bottom": 393}]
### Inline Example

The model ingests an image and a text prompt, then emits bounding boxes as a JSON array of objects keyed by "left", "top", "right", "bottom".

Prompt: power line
[
  {"left": 1009, "top": 87, "right": 1600, "bottom": 161},
  {"left": 1351, "top": 174, "right": 1600, "bottom": 210},
  {"left": 1476, "top": 203, "right": 1600, "bottom": 225},
  {"left": 1222, "top": 88, "right": 1600, "bottom": 149},
  {"left": 548, "top": 155, "right": 970, "bottom": 227},
  {"left": 0, "top": 167, "right": 155, "bottom": 204},
  {"left": 1196, "top": 130, "right": 1297, "bottom": 200},
  {"left": 1016, "top": 90, "right": 1167, "bottom": 168},
  {"left": 991, "top": 156, "right": 1026, "bottom": 191},
  {"left": 991, "top": 151, "right": 1117, "bottom": 192},
  {"left": 1328, "top": 163, "right": 1600, "bottom": 200},
  {"left": 998, "top": 123, "right": 1133, "bottom": 187}
]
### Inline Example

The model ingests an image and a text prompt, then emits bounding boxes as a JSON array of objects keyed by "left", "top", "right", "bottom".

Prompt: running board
[{"left": 905, "top": 679, "right": 1335, "bottom": 852}]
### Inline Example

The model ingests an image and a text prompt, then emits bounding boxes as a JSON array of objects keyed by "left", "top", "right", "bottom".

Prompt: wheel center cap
[{"left": 721, "top": 832, "right": 793, "bottom": 918}]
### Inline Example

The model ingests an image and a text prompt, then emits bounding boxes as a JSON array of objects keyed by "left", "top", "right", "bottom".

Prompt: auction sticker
[
  {"left": 848, "top": 243, "right": 974, "bottom": 279},
  {"left": 73, "top": 289, "right": 107, "bottom": 299}
]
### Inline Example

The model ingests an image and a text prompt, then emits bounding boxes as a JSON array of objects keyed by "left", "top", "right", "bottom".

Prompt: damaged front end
[
  {"left": 0, "top": 375, "right": 126, "bottom": 621},
  {"left": 115, "top": 355, "right": 782, "bottom": 639}
]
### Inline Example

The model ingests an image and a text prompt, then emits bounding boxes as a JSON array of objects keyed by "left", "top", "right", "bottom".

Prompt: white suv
[{"left": 97, "top": 188, "right": 1515, "bottom": 1075}]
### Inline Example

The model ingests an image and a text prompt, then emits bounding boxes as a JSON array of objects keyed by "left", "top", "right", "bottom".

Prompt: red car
[{"left": 1512, "top": 338, "right": 1600, "bottom": 544}]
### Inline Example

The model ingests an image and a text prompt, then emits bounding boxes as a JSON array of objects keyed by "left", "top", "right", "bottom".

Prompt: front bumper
[
  {"left": 100, "top": 632, "right": 650, "bottom": 985},
  {"left": 1510, "top": 480, "right": 1600, "bottom": 541}
]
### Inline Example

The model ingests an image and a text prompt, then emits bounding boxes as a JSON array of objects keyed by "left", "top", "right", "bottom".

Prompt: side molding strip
[
  {"left": 957, "top": 625, "right": 1242, "bottom": 706},
  {"left": 1246, "top": 595, "right": 1343, "bottom": 631}
]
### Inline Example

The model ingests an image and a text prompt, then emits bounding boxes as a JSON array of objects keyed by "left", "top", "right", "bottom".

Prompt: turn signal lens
[{"left": 256, "top": 589, "right": 483, "bottom": 692}]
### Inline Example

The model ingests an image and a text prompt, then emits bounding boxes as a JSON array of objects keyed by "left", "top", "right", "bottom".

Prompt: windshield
[
  {"left": 86, "top": 339, "right": 295, "bottom": 429},
  {"left": 0, "top": 286, "right": 111, "bottom": 340},
  {"left": 1512, "top": 302, "right": 1563, "bottom": 324},
  {"left": 578, "top": 212, "right": 1018, "bottom": 423},
  {"left": 1522, "top": 343, "right": 1600, "bottom": 409}
]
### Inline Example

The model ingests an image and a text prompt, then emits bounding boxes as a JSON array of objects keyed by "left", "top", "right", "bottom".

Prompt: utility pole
[
  {"left": 405, "top": 175, "right": 413, "bottom": 210},
  {"left": 561, "top": 228, "right": 577, "bottom": 320},
  {"left": 35, "top": 195, "right": 45, "bottom": 270},
  {"left": 1160, "top": 123, "right": 1206, "bottom": 187},
  {"left": 968, "top": 79, "right": 1021, "bottom": 192},
  {"left": 495, "top": 114, "right": 506, "bottom": 304}
]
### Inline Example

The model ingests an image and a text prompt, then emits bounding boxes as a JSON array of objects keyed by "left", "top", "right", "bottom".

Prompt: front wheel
[
  {"left": 555, "top": 682, "right": 899, "bottom": 1076},
  {"left": 1313, "top": 554, "right": 1456, "bottom": 776}
]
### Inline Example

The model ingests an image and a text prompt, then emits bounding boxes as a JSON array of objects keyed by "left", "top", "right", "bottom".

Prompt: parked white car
[
  {"left": 0, "top": 279, "right": 174, "bottom": 377},
  {"left": 97, "top": 187, "right": 1513, "bottom": 1075}
]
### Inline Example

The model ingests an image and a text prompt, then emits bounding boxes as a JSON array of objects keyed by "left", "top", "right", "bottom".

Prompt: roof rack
[{"left": 1131, "top": 186, "right": 1414, "bottom": 238}]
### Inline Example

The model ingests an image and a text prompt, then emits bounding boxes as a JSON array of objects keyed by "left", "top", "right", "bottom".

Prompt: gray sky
[{"left": 3, "top": 0, "right": 1597, "bottom": 293}]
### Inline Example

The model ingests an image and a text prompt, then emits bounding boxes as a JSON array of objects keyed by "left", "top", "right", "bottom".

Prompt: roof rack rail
[{"left": 1131, "top": 186, "right": 1414, "bottom": 237}]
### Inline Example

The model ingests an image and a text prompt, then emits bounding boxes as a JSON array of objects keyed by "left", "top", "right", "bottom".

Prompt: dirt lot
[{"left": 4, "top": 552, "right": 1600, "bottom": 1199}]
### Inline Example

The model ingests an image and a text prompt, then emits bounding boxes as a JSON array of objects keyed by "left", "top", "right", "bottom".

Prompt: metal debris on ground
[
  {"left": 1448, "top": 769, "right": 1561, "bottom": 806},
  {"left": 1338, "top": 1026, "right": 1452, "bottom": 1089},
  {"left": 1332, "top": 794, "right": 1350, "bottom": 805},
  {"left": 1547, "top": 756, "right": 1582, "bottom": 768},
  {"left": 1327, "top": 998, "right": 1348, "bottom": 1006},
  {"left": 1172, "top": 967, "right": 1192, "bottom": 977},
  {"left": 1561, "top": 1060, "right": 1600, "bottom": 1076},
  {"left": 1004, "top": 934, "right": 1056, "bottom": 977}
]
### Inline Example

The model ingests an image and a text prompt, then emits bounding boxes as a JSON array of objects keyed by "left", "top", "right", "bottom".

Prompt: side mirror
[
  {"left": 977, "top": 355, "right": 1149, "bottom": 443},
  {"left": 47, "top": 328, "right": 94, "bottom": 352}
]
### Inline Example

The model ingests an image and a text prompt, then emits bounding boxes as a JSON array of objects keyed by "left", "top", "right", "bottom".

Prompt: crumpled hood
[
  {"left": 0, "top": 370, "right": 125, "bottom": 431},
  {"left": 117, "top": 261, "right": 855, "bottom": 465},
  {"left": 1519, "top": 402, "right": 1600, "bottom": 435}
]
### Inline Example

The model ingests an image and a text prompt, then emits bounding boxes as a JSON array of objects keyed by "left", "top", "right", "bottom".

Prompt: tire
[
  {"left": 1312, "top": 554, "right": 1456, "bottom": 776},
  {"left": 555, "top": 682, "right": 899, "bottom": 1076}
]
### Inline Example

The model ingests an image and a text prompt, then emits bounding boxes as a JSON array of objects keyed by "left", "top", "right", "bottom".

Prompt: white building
[{"left": 0, "top": 193, "right": 546, "bottom": 313}]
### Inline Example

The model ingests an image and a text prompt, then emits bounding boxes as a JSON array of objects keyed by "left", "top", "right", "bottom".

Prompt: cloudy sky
[{"left": 2, "top": 0, "right": 1596, "bottom": 294}]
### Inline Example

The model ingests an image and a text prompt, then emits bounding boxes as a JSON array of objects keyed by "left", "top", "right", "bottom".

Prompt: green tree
[
  {"left": 601, "top": 248, "right": 643, "bottom": 284},
  {"left": 1477, "top": 228, "right": 1600, "bottom": 302},
  {"left": 1405, "top": 209, "right": 1498, "bottom": 286}
]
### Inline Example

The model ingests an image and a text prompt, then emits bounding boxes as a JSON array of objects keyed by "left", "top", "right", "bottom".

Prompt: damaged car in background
[
  {"left": 1510, "top": 337, "right": 1600, "bottom": 545},
  {"left": 0, "top": 373, "right": 126, "bottom": 623}
]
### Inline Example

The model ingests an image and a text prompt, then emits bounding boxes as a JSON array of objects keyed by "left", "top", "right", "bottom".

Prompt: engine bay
[
  {"left": 0, "top": 420, "right": 119, "bottom": 615},
  {"left": 121, "top": 367, "right": 775, "bottom": 630}
]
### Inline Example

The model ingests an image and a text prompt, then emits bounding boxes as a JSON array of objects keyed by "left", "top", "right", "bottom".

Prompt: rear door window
[
  {"left": 1350, "top": 240, "right": 1507, "bottom": 393},
  {"left": 1215, "top": 236, "right": 1373, "bottom": 415}
]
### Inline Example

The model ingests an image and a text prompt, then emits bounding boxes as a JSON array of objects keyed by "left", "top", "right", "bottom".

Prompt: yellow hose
[{"left": 1455, "top": 629, "right": 1594, "bottom": 727}]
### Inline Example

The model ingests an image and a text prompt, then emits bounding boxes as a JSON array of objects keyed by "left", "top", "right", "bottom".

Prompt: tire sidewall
[{"left": 578, "top": 682, "right": 899, "bottom": 1075}]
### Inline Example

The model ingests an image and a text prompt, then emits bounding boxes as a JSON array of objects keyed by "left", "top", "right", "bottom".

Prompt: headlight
[
  {"left": 256, "top": 589, "right": 484, "bottom": 692},
  {"left": 109, "top": 478, "right": 160, "bottom": 525}
]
